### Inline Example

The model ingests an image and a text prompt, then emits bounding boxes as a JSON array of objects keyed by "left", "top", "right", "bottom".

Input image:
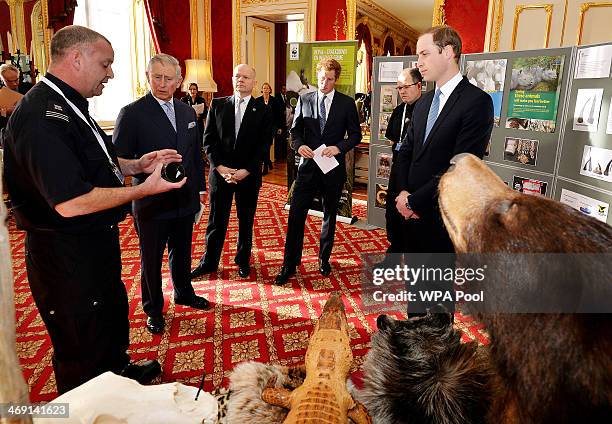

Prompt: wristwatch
[{"left": 405, "top": 197, "right": 412, "bottom": 211}]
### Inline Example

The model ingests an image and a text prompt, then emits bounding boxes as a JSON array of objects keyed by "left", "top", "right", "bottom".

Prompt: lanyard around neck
[{"left": 40, "top": 77, "right": 113, "bottom": 164}]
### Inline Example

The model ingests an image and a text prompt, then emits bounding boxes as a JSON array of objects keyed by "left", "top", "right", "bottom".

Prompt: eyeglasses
[{"left": 396, "top": 83, "right": 419, "bottom": 90}]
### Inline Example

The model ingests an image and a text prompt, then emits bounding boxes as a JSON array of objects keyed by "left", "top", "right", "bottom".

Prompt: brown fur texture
[
  {"left": 224, "top": 362, "right": 306, "bottom": 423},
  {"left": 438, "top": 153, "right": 612, "bottom": 423},
  {"left": 358, "top": 310, "right": 493, "bottom": 424}
]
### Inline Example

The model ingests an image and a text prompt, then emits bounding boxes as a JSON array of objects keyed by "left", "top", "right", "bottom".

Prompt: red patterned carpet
[{"left": 9, "top": 183, "right": 488, "bottom": 402}]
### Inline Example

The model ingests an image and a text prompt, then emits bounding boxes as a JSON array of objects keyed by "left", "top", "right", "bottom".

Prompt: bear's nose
[{"left": 450, "top": 153, "right": 471, "bottom": 167}]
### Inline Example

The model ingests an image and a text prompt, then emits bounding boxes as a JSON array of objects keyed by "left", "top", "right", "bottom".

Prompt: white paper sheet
[
  {"left": 192, "top": 103, "right": 205, "bottom": 115},
  {"left": 607, "top": 97, "right": 612, "bottom": 135},
  {"left": 560, "top": 189, "right": 609, "bottom": 223},
  {"left": 378, "top": 61, "right": 404, "bottom": 83},
  {"left": 574, "top": 45, "right": 612, "bottom": 79},
  {"left": 313, "top": 144, "right": 339, "bottom": 174},
  {"left": 573, "top": 88, "right": 603, "bottom": 132}
]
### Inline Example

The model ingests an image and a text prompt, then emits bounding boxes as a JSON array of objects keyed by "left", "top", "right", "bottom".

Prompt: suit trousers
[
  {"left": 283, "top": 164, "right": 344, "bottom": 267},
  {"left": 403, "top": 218, "right": 456, "bottom": 316},
  {"left": 202, "top": 172, "right": 260, "bottom": 268},
  {"left": 25, "top": 226, "right": 130, "bottom": 394},
  {"left": 385, "top": 151, "right": 406, "bottom": 256},
  {"left": 135, "top": 214, "right": 196, "bottom": 318}
]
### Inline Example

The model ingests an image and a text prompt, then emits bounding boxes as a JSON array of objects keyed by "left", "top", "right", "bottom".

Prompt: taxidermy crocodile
[{"left": 261, "top": 292, "right": 372, "bottom": 424}]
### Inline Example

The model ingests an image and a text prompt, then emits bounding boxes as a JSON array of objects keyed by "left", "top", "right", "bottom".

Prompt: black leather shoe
[
  {"left": 175, "top": 295, "right": 211, "bottom": 310},
  {"left": 319, "top": 259, "right": 332, "bottom": 276},
  {"left": 146, "top": 316, "right": 165, "bottom": 334},
  {"left": 190, "top": 262, "right": 217, "bottom": 279},
  {"left": 119, "top": 359, "right": 162, "bottom": 384},
  {"left": 238, "top": 264, "right": 250, "bottom": 278},
  {"left": 274, "top": 265, "right": 296, "bottom": 286}
]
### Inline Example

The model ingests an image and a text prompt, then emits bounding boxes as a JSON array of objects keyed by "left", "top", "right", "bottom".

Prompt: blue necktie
[
  {"left": 424, "top": 89, "right": 441, "bottom": 144},
  {"left": 163, "top": 101, "right": 176, "bottom": 131},
  {"left": 319, "top": 95, "right": 327, "bottom": 134}
]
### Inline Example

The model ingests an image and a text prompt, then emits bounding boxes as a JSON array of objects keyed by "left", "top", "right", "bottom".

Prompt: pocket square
[{"left": 188, "top": 121, "right": 196, "bottom": 129}]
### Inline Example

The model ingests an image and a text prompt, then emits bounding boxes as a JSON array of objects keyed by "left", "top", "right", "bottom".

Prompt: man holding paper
[{"left": 274, "top": 58, "right": 361, "bottom": 286}]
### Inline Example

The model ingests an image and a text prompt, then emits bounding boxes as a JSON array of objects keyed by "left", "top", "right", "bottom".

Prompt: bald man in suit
[{"left": 190, "top": 64, "right": 272, "bottom": 279}]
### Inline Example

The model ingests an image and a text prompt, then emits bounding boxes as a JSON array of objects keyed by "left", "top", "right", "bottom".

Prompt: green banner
[
  {"left": 508, "top": 91, "right": 559, "bottom": 120},
  {"left": 505, "top": 55, "right": 564, "bottom": 133}
]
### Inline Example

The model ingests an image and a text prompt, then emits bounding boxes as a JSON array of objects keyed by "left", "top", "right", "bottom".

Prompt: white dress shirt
[
  {"left": 316, "top": 89, "right": 335, "bottom": 119},
  {"left": 235, "top": 94, "right": 251, "bottom": 124},
  {"left": 435, "top": 71, "right": 463, "bottom": 118}
]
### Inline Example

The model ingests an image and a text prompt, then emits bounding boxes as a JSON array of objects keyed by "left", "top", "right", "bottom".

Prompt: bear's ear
[
  {"left": 377, "top": 314, "right": 391, "bottom": 331},
  {"left": 497, "top": 199, "right": 520, "bottom": 228},
  {"left": 428, "top": 305, "right": 452, "bottom": 327}
]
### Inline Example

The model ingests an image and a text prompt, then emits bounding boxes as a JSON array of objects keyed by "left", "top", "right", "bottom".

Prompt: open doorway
[{"left": 245, "top": 13, "right": 304, "bottom": 184}]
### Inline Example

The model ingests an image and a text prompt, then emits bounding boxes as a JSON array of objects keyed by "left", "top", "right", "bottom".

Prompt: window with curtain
[{"left": 74, "top": 0, "right": 154, "bottom": 124}]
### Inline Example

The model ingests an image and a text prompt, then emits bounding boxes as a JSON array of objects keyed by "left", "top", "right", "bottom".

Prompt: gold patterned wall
[
  {"left": 356, "top": 0, "right": 419, "bottom": 56},
  {"left": 486, "top": 0, "right": 612, "bottom": 51}
]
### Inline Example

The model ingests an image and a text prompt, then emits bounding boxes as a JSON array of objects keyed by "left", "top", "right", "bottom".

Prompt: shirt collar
[
  {"left": 318, "top": 89, "right": 335, "bottom": 103},
  {"left": 235, "top": 94, "right": 251, "bottom": 105},
  {"left": 152, "top": 93, "right": 174, "bottom": 108},
  {"left": 438, "top": 72, "right": 463, "bottom": 98},
  {"left": 46, "top": 72, "right": 90, "bottom": 115}
]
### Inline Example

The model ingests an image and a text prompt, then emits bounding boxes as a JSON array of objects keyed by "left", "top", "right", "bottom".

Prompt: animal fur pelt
[
  {"left": 357, "top": 310, "right": 493, "bottom": 424},
  {"left": 223, "top": 361, "right": 306, "bottom": 423}
]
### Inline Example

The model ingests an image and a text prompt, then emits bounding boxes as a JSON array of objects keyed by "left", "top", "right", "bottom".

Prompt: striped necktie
[
  {"left": 319, "top": 95, "right": 327, "bottom": 134},
  {"left": 424, "top": 89, "right": 441, "bottom": 144},
  {"left": 162, "top": 101, "right": 176, "bottom": 131}
]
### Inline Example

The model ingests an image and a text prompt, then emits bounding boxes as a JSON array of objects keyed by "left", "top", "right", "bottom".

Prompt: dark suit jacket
[
  {"left": 180, "top": 95, "right": 207, "bottom": 131},
  {"left": 397, "top": 77, "right": 493, "bottom": 251},
  {"left": 113, "top": 93, "right": 206, "bottom": 220},
  {"left": 204, "top": 95, "right": 272, "bottom": 183},
  {"left": 398, "top": 77, "right": 493, "bottom": 215},
  {"left": 385, "top": 101, "right": 416, "bottom": 149},
  {"left": 290, "top": 90, "right": 362, "bottom": 180}
]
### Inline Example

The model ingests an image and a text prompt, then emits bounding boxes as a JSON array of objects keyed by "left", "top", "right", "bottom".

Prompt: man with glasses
[
  {"left": 0, "top": 64, "right": 22, "bottom": 131},
  {"left": 375, "top": 68, "right": 422, "bottom": 269}
]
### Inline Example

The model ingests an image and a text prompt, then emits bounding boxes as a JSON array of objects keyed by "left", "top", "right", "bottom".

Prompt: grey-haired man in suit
[{"left": 114, "top": 53, "right": 209, "bottom": 335}]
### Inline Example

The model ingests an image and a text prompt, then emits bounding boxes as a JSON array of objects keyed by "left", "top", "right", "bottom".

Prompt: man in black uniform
[
  {"left": 377, "top": 67, "right": 422, "bottom": 267},
  {"left": 2, "top": 25, "right": 186, "bottom": 394}
]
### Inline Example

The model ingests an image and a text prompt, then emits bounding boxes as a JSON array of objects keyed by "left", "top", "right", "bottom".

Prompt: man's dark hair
[
  {"left": 421, "top": 25, "right": 462, "bottom": 63},
  {"left": 51, "top": 25, "right": 110, "bottom": 61},
  {"left": 409, "top": 68, "right": 423, "bottom": 84}
]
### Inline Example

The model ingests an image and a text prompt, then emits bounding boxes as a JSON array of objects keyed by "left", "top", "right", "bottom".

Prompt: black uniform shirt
[{"left": 3, "top": 73, "right": 127, "bottom": 233}]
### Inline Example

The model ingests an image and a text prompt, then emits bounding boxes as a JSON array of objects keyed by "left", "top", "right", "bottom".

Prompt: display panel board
[
  {"left": 463, "top": 47, "right": 573, "bottom": 180},
  {"left": 367, "top": 56, "right": 432, "bottom": 228},
  {"left": 367, "top": 44, "right": 612, "bottom": 229},
  {"left": 556, "top": 42, "right": 612, "bottom": 207}
]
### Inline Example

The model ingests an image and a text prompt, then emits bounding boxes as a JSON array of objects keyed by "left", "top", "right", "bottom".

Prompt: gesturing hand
[{"left": 139, "top": 149, "right": 182, "bottom": 174}]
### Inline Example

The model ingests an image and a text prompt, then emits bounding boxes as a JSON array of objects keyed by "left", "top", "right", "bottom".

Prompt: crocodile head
[{"left": 305, "top": 292, "right": 352, "bottom": 380}]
